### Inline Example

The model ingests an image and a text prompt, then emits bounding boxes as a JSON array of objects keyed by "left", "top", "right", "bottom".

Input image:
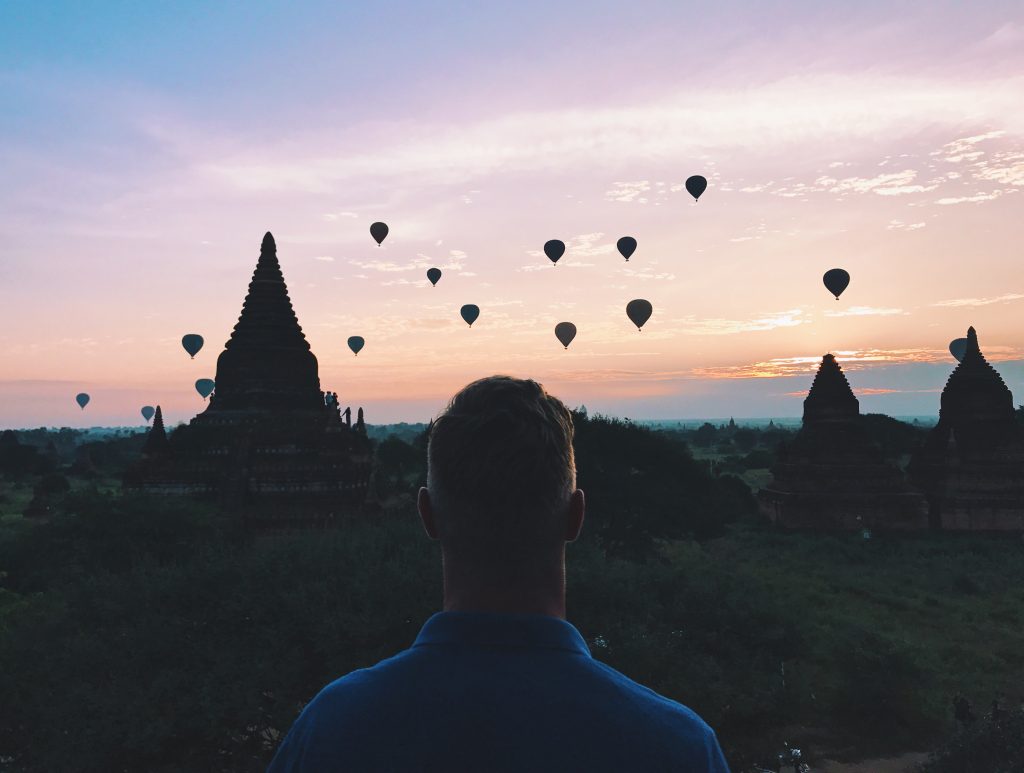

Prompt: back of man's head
[{"left": 427, "top": 375, "right": 576, "bottom": 573}]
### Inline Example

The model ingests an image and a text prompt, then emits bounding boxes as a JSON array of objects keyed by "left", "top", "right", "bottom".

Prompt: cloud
[
  {"left": 975, "top": 151, "right": 1024, "bottom": 185},
  {"left": 312, "top": 255, "right": 334, "bottom": 262},
  {"left": 935, "top": 191, "right": 1005, "bottom": 204},
  {"left": 675, "top": 309, "right": 806, "bottom": 336},
  {"left": 886, "top": 220, "right": 926, "bottom": 231},
  {"left": 322, "top": 211, "right": 358, "bottom": 221},
  {"left": 184, "top": 73, "right": 1024, "bottom": 192},
  {"left": 605, "top": 181, "right": 650, "bottom": 202},
  {"left": 823, "top": 305, "right": 908, "bottom": 317},
  {"left": 620, "top": 267, "right": 676, "bottom": 281},
  {"left": 818, "top": 169, "right": 939, "bottom": 196},
  {"left": 931, "top": 293, "right": 1024, "bottom": 307}
]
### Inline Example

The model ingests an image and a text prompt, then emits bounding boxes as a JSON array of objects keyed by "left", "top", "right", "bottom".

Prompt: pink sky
[{"left": 2, "top": 4, "right": 1023, "bottom": 427}]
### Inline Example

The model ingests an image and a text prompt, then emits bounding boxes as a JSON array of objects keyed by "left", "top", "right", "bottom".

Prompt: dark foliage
[
  {"left": 919, "top": 707, "right": 1024, "bottom": 772},
  {"left": 572, "top": 413, "right": 756, "bottom": 559}
]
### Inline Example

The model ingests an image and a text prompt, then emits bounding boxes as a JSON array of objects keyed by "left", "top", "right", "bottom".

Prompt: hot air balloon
[
  {"left": 181, "top": 334, "right": 204, "bottom": 359},
  {"left": 427, "top": 268, "right": 442, "bottom": 286},
  {"left": 370, "top": 221, "right": 389, "bottom": 246},
  {"left": 348, "top": 336, "right": 365, "bottom": 356},
  {"left": 617, "top": 237, "right": 637, "bottom": 261},
  {"left": 461, "top": 304, "right": 480, "bottom": 327},
  {"left": 75, "top": 393, "right": 90, "bottom": 410},
  {"left": 685, "top": 175, "right": 708, "bottom": 201},
  {"left": 195, "top": 378, "right": 215, "bottom": 400},
  {"left": 544, "top": 240, "right": 565, "bottom": 266},
  {"left": 626, "top": 299, "right": 653, "bottom": 331},
  {"left": 555, "top": 322, "right": 577, "bottom": 349},
  {"left": 823, "top": 268, "right": 850, "bottom": 300},
  {"left": 949, "top": 337, "right": 968, "bottom": 363},
  {"left": 141, "top": 405, "right": 155, "bottom": 422}
]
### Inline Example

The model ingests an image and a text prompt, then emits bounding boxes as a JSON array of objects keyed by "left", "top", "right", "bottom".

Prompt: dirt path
[{"left": 817, "top": 751, "right": 930, "bottom": 772}]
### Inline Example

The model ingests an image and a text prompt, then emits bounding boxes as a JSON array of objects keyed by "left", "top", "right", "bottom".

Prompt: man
[{"left": 268, "top": 376, "right": 730, "bottom": 772}]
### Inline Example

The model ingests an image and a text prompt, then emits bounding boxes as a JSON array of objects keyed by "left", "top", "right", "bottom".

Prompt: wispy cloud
[
  {"left": 605, "top": 181, "right": 650, "bottom": 203},
  {"left": 186, "top": 74, "right": 1024, "bottom": 192},
  {"left": 935, "top": 191, "right": 1006, "bottom": 204},
  {"left": 824, "top": 305, "right": 908, "bottom": 317},
  {"left": 931, "top": 293, "right": 1024, "bottom": 307},
  {"left": 312, "top": 255, "right": 334, "bottom": 262},
  {"left": 675, "top": 309, "right": 806, "bottom": 336}
]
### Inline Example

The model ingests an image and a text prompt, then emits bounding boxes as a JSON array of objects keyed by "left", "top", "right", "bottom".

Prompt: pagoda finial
[
  {"left": 965, "top": 326, "right": 980, "bottom": 356},
  {"left": 262, "top": 232, "right": 276, "bottom": 252}
]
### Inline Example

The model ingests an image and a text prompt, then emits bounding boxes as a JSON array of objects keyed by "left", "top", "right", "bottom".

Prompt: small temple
[
  {"left": 908, "top": 327, "right": 1024, "bottom": 531},
  {"left": 758, "top": 353, "right": 928, "bottom": 531},
  {"left": 124, "top": 232, "right": 375, "bottom": 528}
]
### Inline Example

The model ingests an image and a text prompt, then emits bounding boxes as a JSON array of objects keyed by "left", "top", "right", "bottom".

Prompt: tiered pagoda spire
[
  {"left": 909, "top": 326, "right": 1024, "bottom": 531},
  {"left": 939, "top": 327, "right": 1017, "bottom": 441},
  {"left": 203, "top": 233, "right": 324, "bottom": 413},
  {"left": 803, "top": 353, "right": 859, "bottom": 426},
  {"left": 142, "top": 405, "right": 168, "bottom": 456}
]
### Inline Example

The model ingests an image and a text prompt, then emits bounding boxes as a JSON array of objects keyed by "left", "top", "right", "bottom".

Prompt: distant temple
[
  {"left": 909, "top": 327, "right": 1024, "bottom": 531},
  {"left": 758, "top": 354, "right": 928, "bottom": 531},
  {"left": 124, "top": 232, "right": 374, "bottom": 528}
]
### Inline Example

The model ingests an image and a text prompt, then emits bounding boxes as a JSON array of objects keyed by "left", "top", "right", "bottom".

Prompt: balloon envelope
[
  {"left": 616, "top": 237, "right": 637, "bottom": 261},
  {"left": 460, "top": 304, "right": 480, "bottom": 327},
  {"left": 555, "top": 322, "right": 577, "bottom": 349},
  {"left": 823, "top": 268, "right": 851, "bottom": 300},
  {"left": 195, "top": 378, "right": 215, "bottom": 399},
  {"left": 141, "top": 405, "right": 155, "bottom": 422},
  {"left": 427, "top": 267, "right": 442, "bottom": 286},
  {"left": 370, "top": 221, "right": 389, "bottom": 245},
  {"left": 75, "top": 393, "right": 90, "bottom": 409},
  {"left": 949, "top": 338, "right": 968, "bottom": 363},
  {"left": 544, "top": 240, "right": 565, "bottom": 265},
  {"left": 181, "top": 334, "right": 204, "bottom": 359},
  {"left": 626, "top": 299, "right": 653, "bottom": 330},
  {"left": 347, "top": 336, "right": 365, "bottom": 356},
  {"left": 685, "top": 175, "right": 708, "bottom": 201}
]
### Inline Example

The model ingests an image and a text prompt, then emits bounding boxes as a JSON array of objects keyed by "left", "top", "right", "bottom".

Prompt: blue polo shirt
[{"left": 268, "top": 610, "right": 730, "bottom": 772}]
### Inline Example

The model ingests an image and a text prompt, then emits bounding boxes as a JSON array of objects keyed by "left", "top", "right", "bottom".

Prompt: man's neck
[{"left": 441, "top": 559, "right": 567, "bottom": 619}]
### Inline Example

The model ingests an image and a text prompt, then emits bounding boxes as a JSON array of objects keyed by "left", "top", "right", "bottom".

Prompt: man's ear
[
  {"left": 566, "top": 489, "right": 584, "bottom": 542},
  {"left": 418, "top": 487, "right": 439, "bottom": 540}
]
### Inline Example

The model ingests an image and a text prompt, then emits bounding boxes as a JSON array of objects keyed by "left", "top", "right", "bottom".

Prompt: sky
[{"left": 1, "top": 1, "right": 1023, "bottom": 427}]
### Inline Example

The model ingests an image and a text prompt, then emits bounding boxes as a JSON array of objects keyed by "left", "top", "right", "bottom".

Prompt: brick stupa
[
  {"left": 909, "top": 327, "right": 1024, "bottom": 531},
  {"left": 125, "top": 233, "right": 374, "bottom": 527},
  {"left": 758, "top": 354, "right": 928, "bottom": 531}
]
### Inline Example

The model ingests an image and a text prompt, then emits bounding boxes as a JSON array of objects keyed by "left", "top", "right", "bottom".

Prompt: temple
[
  {"left": 908, "top": 327, "right": 1024, "bottom": 531},
  {"left": 758, "top": 354, "right": 928, "bottom": 531},
  {"left": 124, "top": 232, "right": 374, "bottom": 528}
]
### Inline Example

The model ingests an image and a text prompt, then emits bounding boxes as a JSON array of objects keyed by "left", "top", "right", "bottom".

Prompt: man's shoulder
[{"left": 584, "top": 657, "right": 715, "bottom": 731}]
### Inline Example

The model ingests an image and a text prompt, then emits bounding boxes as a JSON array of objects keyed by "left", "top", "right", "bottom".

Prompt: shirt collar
[{"left": 412, "top": 611, "right": 592, "bottom": 657}]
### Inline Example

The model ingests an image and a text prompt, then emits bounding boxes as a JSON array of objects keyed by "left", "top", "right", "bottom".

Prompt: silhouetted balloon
[
  {"left": 555, "top": 322, "right": 577, "bottom": 349},
  {"left": 427, "top": 268, "right": 442, "bottom": 286},
  {"left": 370, "top": 222, "right": 389, "bottom": 246},
  {"left": 685, "top": 175, "right": 708, "bottom": 201},
  {"left": 949, "top": 337, "right": 968, "bottom": 363},
  {"left": 617, "top": 237, "right": 637, "bottom": 261},
  {"left": 823, "top": 268, "right": 850, "bottom": 300},
  {"left": 141, "top": 405, "right": 155, "bottom": 422},
  {"left": 75, "top": 393, "right": 90, "bottom": 410},
  {"left": 544, "top": 240, "right": 565, "bottom": 265},
  {"left": 348, "top": 336, "right": 365, "bottom": 356},
  {"left": 460, "top": 304, "right": 480, "bottom": 327},
  {"left": 626, "top": 299, "right": 653, "bottom": 331},
  {"left": 181, "top": 334, "right": 204, "bottom": 359},
  {"left": 195, "top": 378, "right": 215, "bottom": 399}
]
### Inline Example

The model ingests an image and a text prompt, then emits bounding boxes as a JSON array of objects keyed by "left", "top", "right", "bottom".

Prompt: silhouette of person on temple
[{"left": 268, "top": 375, "right": 730, "bottom": 772}]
